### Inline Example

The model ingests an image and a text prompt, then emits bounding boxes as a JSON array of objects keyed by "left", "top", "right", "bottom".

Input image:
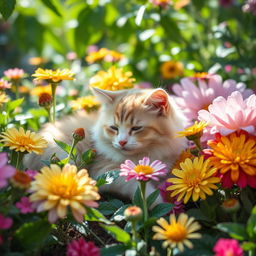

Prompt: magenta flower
[
  {"left": 243, "top": 0, "right": 256, "bottom": 15},
  {"left": 172, "top": 74, "right": 253, "bottom": 123},
  {"left": 67, "top": 238, "right": 100, "bottom": 256},
  {"left": 0, "top": 214, "right": 13, "bottom": 230},
  {"left": 4, "top": 68, "right": 25, "bottom": 80},
  {"left": 25, "top": 169, "right": 38, "bottom": 179},
  {"left": 0, "top": 79, "right": 11, "bottom": 89},
  {"left": 0, "top": 153, "right": 16, "bottom": 188},
  {"left": 219, "top": 0, "right": 234, "bottom": 7},
  {"left": 120, "top": 157, "right": 168, "bottom": 182},
  {"left": 199, "top": 91, "right": 256, "bottom": 139},
  {"left": 159, "top": 182, "right": 184, "bottom": 214},
  {"left": 213, "top": 238, "right": 243, "bottom": 256},
  {"left": 16, "top": 197, "right": 34, "bottom": 214}
]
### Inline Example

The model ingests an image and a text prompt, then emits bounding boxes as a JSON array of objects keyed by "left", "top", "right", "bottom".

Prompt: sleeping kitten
[{"left": 24, "top": 87, "right": 187, "bottom": 202}]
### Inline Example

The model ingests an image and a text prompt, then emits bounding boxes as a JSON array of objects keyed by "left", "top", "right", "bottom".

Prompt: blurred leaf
[
  {"left": 100, "top": 223, "right": 131, "bottom": 244},
  {"left": 81, "top": 149, "right": 96, "bottom": 165},
  {"left": 149, "top": 203, "right": 173, "bottom": 218},
  {"left": 29, "top": 108, "right": 48, "bottom": 118},
  {"left": 14, "top": 219, "right": 52, "bottom": 250},
  {"left": 100, "top": 244, "right": 127, "bottom": 256},
  {"left": 241, "top": 241, "right": 256, "bottom": 251},
  {"left": 135, "top": 5, "right": 146, "bottom": 26},
  {"left": 147, "top": 190, "right": 160, "bottom": 207},
  {"left": 132, "top": 186, "right": 143, "bottom": 209},
  {"left": 96, "top": 170, "right": 120, "bottom": 187},
  {"left": 40, "top": 0, "right": 62, "bottom": 17},
  {"left": 85, "top": 208, "right": 111, "bottom": 224},
  {"left": 247, "top": 206, "right": 256, "bottom": 239},
  {"left": 187, "top": 208, "right": 212, "bottom": 222},
  {"left": 54, "top": 139, "right": 76, "bottom": 156},
  {"left": 111, "top": 204, "right": 132, "bottom": 222},
  {"left": 6, "top": 98, "right": 24, "bottom": 113},
  {"left": 0, "top": 0, "right": 16, "bottom": 20},
  {"left": 99, "top": 201, "right": 121, "bottom": 216},
  {"left": 216, "top": 223, "right": 248, "bottom": 240}
]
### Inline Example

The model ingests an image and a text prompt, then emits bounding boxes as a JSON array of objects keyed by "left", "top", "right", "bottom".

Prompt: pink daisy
[
  {"left": 120, "top": 157, "right": 168, "bottom": 182},
  {"left": 199, "top": 91, "right": 256, "bottom": 139},
  {"left": 4, "top": 68, "right": 25, "bottom": 80},
  {"left": 0, "top": 214, "right": 13, "bottom": 230},
  {"left": 67, "top": 238, "right": 100, "bottom": 256},
  {"left": 172, "top": 74, "right": 253, "bottom": 123},
  {"left": 213, "top": 238, "right": 243, "bottom": 256},
  {"left": 0, "top": 153, "right": 16, "bottom": 188},
  {"left": 15, "top": 196, "right": 34, "bottom": 214},
  {"left": 0, "top": 79, "right": 11, "bottom": 89}
]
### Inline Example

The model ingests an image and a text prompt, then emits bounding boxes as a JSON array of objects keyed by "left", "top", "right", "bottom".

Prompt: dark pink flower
[
  {"left": 67, "top": 238, "right": 100, "bottom": 256},
  {"left": 25, "top": 169, "right": 38, "bottom": 179},
  {"left": 15, "top": 197, "right": 34, "bottom": 214},
  {"left": 0, "top": 153, "right": 16, "bottom": 188},
  {"left": 213, "top": 238, "right": 243, "bottom": 256},
  {"left": 219, "top": 0, "right": 234, "bottom": 7},
  {"left": 120, "top": 157, "right": 168, "bottom": 182},
  {"left": 0, "top": 79, "right": 11, "bottom": 89},
  {"left": 4, "top": 68, "right": 25, "bottom": 80},
  {"left": 0, "top": 214, "right": 13, "bottom": 230}
]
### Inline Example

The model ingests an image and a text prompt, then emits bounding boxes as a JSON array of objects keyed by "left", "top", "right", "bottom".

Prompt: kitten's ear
[
  {"left": 145, "top": 89, "right": 170, "bottom": 115},
  {"left": 91, "top": 87, "right": 126, "bottom": 104}
]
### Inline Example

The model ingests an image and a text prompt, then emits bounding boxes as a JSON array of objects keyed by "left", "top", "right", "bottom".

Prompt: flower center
[
  {"left": 134, "top": 165, "right": 154, "bottom": 174},
  {"left": 164, "top": 223, "right": 187, "bottom": 242},
  {"left": 225, "top": 250, "right": 234, "bottom": 256},
  {"left": 184, "top": 169, "right": 202, "bottom": 187},
  {"left": 16, "top": 136, "right": 34, "bottom": 146},
  {"left": 13, "top": 171, "right": 31, "bottom": 185}
]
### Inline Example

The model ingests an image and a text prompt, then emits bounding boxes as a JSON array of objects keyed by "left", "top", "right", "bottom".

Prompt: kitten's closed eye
[
  {"left": 110, "top": 125, "right": 118, "bottom": 131},
  {"left": 131, "top": 126, "right": 143, "bottom": 131}
]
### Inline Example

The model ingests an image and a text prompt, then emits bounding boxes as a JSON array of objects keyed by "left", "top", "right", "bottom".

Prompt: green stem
[
  {"left": 51, "top": 83, "right": 57, "bottom": 123},
  {"left": 67, "top": 139, "right": 77, "bottom": 163},
  {"left": 46, "top": 107, "right": 52, "bottom": 123},
  {"left": 131, "top": 221, "right": 138, "bottom": 249},
  {"left": 15, "top": 152, "right": 24, "bottom": 170},
  {"left": 13, "top": 80, "right": 20, "bottom": 99},
  {"left": 167, "top": 247, "right": 173, "bottom": 256}
]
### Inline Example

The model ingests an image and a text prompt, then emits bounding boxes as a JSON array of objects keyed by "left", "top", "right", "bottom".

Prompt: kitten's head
[{"left": 91, "top": 87, "right": 185, "bottom": 162}]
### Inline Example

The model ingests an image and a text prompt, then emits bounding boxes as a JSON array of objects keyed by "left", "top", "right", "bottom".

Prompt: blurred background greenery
[{"left": 0, "top": 0, "right": 256, "bottom": 88}]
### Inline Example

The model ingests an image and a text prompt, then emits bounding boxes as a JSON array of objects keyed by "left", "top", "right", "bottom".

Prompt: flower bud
[
  {"left": 38, "top": 93, "right": 53, "bottom": 109},
  {"left": 50, "top": 154, "right": 60, "bottom": 164},
  {"left": 11, "top": 170, "right": 31, "bottom": 189},
  {"left": 73, "top": 128, "right": 85, "bottom": 141},
  {"left": 124, "top": 206, "right": 142, "bottom": 222},
  {"left": 221, "top": 198, "right": 240, "bottom": 213}
]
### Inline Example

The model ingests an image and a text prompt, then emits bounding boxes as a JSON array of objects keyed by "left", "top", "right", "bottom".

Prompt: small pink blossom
[
  {"left": 15, "top": 197, "right": 34, "bottom": 214},
  {"left": 0, "top": 79, "right": 11, "bottom": 89},
  {"left": 120, "top": 157, "right": 168, "bottom": 182},
  {"left": 67, "top": 238, "right": 100, "bottom": 256},
  {"left": 135, "top": 82, "right": 153, "bottom": 89},
  {"left": 0, "top": 153, "right": 16, "bottom": 188},
  {"left": 159, "top": 182, "right": 184, "bottom": 214},
  {"left": 25, "top": 169, "right": 38, "bottom": 179},
  {"left": 173, "top": 74, "right": 253, "bottom": 123},
  {"left": 198, "top": 91, "right": 256, "bottom": 139},
  {"left": 150, "top": 0, "right": 171, "bottom": 8},
  {"left": 4, "top": 68, "right": 25, "bottom": 80},
  {"left": 224, "top": 65, "right": 232, "bottom": 73},
  {"left": 213, "top": 238, "right": 243, "bottom": 256},
  {"left": 0, "top": 214, "right": 13, "bottom": 230},
  {"left": 66, "top": 52, "right": 77, "bottom": 61},
  {"left": 87, "top": 45, "right": 98, "bottom": 54}
]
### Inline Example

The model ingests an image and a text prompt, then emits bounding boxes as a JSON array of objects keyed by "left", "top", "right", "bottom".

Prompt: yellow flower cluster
[
  {"left": 177, "top": 121, "right": 208, "bottom": 139},
  {"left": 30, "top": 164, "right": 100, "bottom": 223},
  {"left": 89, "top": 66, "right": 135, "bottom": 91},
  {"left": 0, "top": 92, "right": 9, "bottom": 106},
  {"left": 160, "top": 61, "right": 184, "bottom": 79},
  {"left": 86, "top": 48, "right": 123, "bottom": 63},
  {"left": 71, "top": 95, "right": 101, "bottom": 112}
]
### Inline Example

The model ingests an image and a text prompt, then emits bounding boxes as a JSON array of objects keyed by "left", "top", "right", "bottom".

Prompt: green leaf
[
  {"left": 54, "top": 139, "right": 76, "bottom": 156},
  {"left": 147, "top": 190, "right": 160, "bottom": 207},
  {"left": 100, "top": 224, "right": 131, "bottom": 244},
  {"left": 111, "top": 204, "right": 132, "bottom": 222},
  {"left": 29, "top": 108, "right": 48, "bottom": 118},
  {"left": 100, "top": 244, "right": 127, "bottom": 256},
  {"left": 40, "top": 0, "right": 62, "bottom": 17},
  {"left": 96, "top": 170, "right": 120, "bottom": 187},
  {"left": 216, "top": 223, "right": 248, "bottom": 240},
  {"left": 149, "top": 203, "right": 173, "bottom": 218},
  {"left": 0, "top": 0, "right": 16, "bottom": 20},
  {"left": 85, "top": 208, "right": 111, "bottom": 224},
  {"left": 14, "top": 219, "right": 52, "bottom": 250},
  {"left": 6, "top": 98, "right": 24, "bottom": 113},
  {"left": 99, "top": 202, "right": 119, "bottom": 216},
  {"left": 241, "top": 241, "right": 256, "bottom": 251},
  {"left": 132, "top": 186, "right": 143, "bottom": 208},
  {"left": 247, "top": 206, "right": 256, "bottom": 239},
  {"left": 81, "top": 149, "right": 96, "bottom": 164},
  {"left": 187, "top": 208, "right": 212, "bottom": 222}
]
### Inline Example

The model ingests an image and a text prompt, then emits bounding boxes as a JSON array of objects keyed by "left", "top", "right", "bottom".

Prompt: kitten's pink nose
[{"left": 119, "top": 140, "right": 127, "bottom": 147}]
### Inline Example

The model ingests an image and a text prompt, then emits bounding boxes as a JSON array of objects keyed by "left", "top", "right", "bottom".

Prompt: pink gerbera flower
[
  {"left": 120, "top": 157, "right": 168, "bottom": 182},
  {"left": 172, "top": 74, "right": 253, "bottom": 123},
  {"left": 4, "top": 68, "right": 25, "bottom": 80},
  {"left": 15, "top": 197, "right": 34, "bottom": 214},
  {"left": 0, "top": 153, "right": 16, "bottom": 188},
  {"left": 199, "top": 91, "right": 256, "bottom": 139},
  {"left": 213, "top": 238, "right": 243, "bottom": 256},
  {"left": 0, "top": 214, "right": 13, "bottom": 230},
  {"left": 67, "top": 238, "right": 100, "bottom": 256}
]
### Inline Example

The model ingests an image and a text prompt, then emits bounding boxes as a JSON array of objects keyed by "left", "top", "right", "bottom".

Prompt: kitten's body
[{"left": 25, "top": 88, "right": 187, "bottom": 201}]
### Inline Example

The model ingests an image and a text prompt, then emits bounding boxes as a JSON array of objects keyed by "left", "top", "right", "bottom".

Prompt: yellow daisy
[
  {"left": 71, "top": 95, "right": 101, "bottom": 112},
  {"left": 172, "top": 150, "right": 194, "bottom": 170},
  {"left": 152, "top": 213, "right": 201, "bottom": 251},
  {"left": 89, "top": 66, "right": 135, "bottom": 91},
  {"left": 160, "top": 61, "right": 184, "bottom": 79},
  {"left": 28, "top": 57, "right": 46, "bottom": 66},
  {"left": 32, "top": 68, "right": 75, "bottom": 83},
  {"left": 167, "top": 156, "right": 220, "bottom": 203},
  {"left": 29, "top": 164, "right": 100, "bottom": 223},
  {"left": 30, "top": 85, "right": 52, "bottom": 96},
  {"left": 177, "top": 121, "right": 208, "bottom": 139},
  {"left": 86, "top": 48, "right": 109, "bottom": 63},
  {"left": 0, "top": 127, "right": 48, "bottom": 154},
  {"left": 0, "top": 92, "right": 9, "bottom": 106}
]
